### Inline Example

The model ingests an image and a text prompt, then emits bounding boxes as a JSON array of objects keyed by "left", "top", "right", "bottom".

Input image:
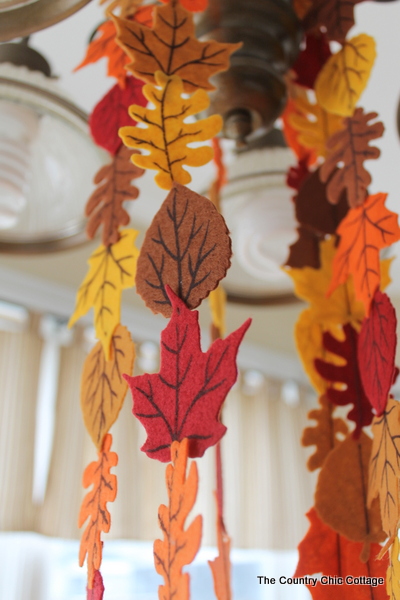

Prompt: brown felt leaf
[
  {"left": 136, "top": 183, "right": 232, "bottom": 317},
  {"left": 81, "top": 325, "right": 135, "bottom": 449},
  {"left": 285, "top": 226, "right": 322, "bottom": 269},
  {"left": 315, "top": 431, "right": 385, "bottom": 545},
  {"left": 85, "top": 147, "right": 144, "bottom": 246},
  {"left": 302, "top": 0, "right": 359, "bottom": 44},
  {"left": 302, "top": 394, "right": 348, "bottom": 471},
  {"left": 114, "top": 1, "right": 241, "bottom": 93},
  {"left": 320, "top": 108, "right": 384, "bottom": 208}
]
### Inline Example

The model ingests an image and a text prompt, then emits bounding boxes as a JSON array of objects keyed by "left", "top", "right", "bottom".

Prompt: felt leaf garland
[
  {"left": 79, "top": 434, "right": 118, "bottom": 588},
  {"left": 114, "top": 1, "right": 241, "bottom": 92},
  {"left": 124, "top": 287, "right": 251, "bottom": 461},
  {"left": 69, "top": 229, "right": 139, "bottom": 359},
  {"left": 159, "top": 0, "right": 208, "bottom": 11},
  {"left": 208, "top": 510, "right": 232, "bottom": 600},
  {"left": 328, "top": 193, "right": 400, "bottom": 314},
  {"left": 135, "top": 183, "right": 231, "bottom": 317},
  {"left": 358, "top": 291, "right": 397, "bottom": 416},
  {"left": 388, "top": 535, "right": 400, "bottom": 600},
  {"left": 320, "top": 108, "right": 384, "bottom": 208},
  {"left": 119, "top": 72, "right": 222, "bottom": 190},
  {"left": 87, "top": 570, "right": 104, "bottom": 600},
  {"left": 291, "top": 33, "right": 332, "bottom": 89},
  {"left": 85, "top": 147, "right": 144, "bottom": 246},
  {"left": 81, "top": 325, "right": 135, "bottom": 449},
  {"left": 302, "top": 0, "right": 359, "bottom": 44},
  {"left": 315, "top": 34, "right": 377, "bottom": 117},
  {"left": 154, "top": 439, "right": 202, "bottom": 600}
]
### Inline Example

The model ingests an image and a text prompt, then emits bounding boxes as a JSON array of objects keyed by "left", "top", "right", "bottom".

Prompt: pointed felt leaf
[
  {"left": 135, "top": 183, "right": 231, "bottom": 317},
  {"left": 79, "top": 434, "right": 118, "bottom": 588},
  {"left": 89, "top": 78, "right": 147, "bottom": 155},
  {"left": 358, "top": 291, "right": 397, "bottom": 416},
  {"left": 154, "top": 439, "right": 202, "bottom": 600},
  {"left": 315, "top": 35, "right": 376, "bottom": 117},
  {"left": 208, "top": 510, "right": 232, "bottom": 600},
  {"left": 387, "top": 535, "right": 400, "bottom": 600},
  {"left": 69, "top": 229, "right": 139, "bottom": 359},
  {"left": 81, "top": 324, "right": 135, "bottom": 449},
  {"left": 87, "top": 570, "right": 104, "bottom": 600},
  {"left": 85, "top": 147, "right": 144, "bottom": 246},
  {"left": 320, "top": 108, "right": 384, "bottom": 208},
  {"left": 124, "top": 287, "right": 251, "bottom": 461},
  {"left": 292, "top": 32, "right": 332, "bottom": 89},
  {"left": 302, "top": 0, "right": 359, "bottom": 44}
]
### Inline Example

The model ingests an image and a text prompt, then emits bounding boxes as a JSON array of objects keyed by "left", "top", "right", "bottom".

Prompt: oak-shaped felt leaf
[
  {"left": 388, "top": 535, "right": 400, "bottom": 600},
  {"left": 124, "top": 287, "right": 251, "bottom": 461},
  {"left": 89, "top": 77, "right": 147, "bottom": 155},
  {"left": 87, "top": 570, "right": 104, "bottom": 600},
  {"left": 315, "top": 34, "right": 376, "bottom": 117},
  {"left": 114, "top": 1, "right": 241, "bottom": 92},
  {"left": 79, "top": 434, "right": 118, "bottom": 589},
  {"left": 368, "top": 398, "right": 400, "bottom": 540},
  {"left": 358, "top": 291, "right": 397, "bottom": 416},
  {"left": 136, "top": 183, "right": 231, "bottom": 317},
  {"left": 81, "top": 325, "right": 135, "bottom": 449},
  {"left": 292, "top": 32, "right": 332, "bottom": 89},
  {"left": 119, "top": 72, "right": 222, "bottom": 190},
  {"left": 302, "top": 394, "right": 348, "bottom": 471},
  {"left": 69, "top": 229, "right": 139, "bottom": 359},
  {"left": 208, "top": 508, "right": 232, "bottom": 600},
  {"left": 302, "top": 0, "right": 359, "bottom": 44},
  {"left": 315, "top": 323, "right": 373, "bottom": 437},
  {"left": 328, "top": 193, "right": 400, "bottom": 315},
  {"left": 154, "top": 439, "right": 202, "bottom": 600},
  {"left": 320, "top": 108, "right": 384, "bottom": 208},
  {"left": 315, "top": 432, "right": 385, "bottom": 545}
]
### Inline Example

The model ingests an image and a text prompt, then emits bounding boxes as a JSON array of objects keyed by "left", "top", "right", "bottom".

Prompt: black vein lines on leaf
[
  {"left": 341, "top": 40, "right": 369, "bottom": 108},
  {"left": 361, "top": 298, "right": 390, "bottom": 401}
]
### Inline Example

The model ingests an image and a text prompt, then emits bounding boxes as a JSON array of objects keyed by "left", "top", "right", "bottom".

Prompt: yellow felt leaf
[
  {"left": 315, "top": 34, "right": 376, "bottom": 117},
  {"left": 119, "top": 71, "right": 222, "bottom": 190},
  {"left": 209, "top": 286, "right": 226, "bottom": 337},
  {"left": 69, "top": 229, "right": 139, "bottom": 359},
  {"left": 388, "top": 534, "right": 400, "bottom": 600}
]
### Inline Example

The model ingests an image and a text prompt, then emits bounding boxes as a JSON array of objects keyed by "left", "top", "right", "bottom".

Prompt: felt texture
[
  {"left": 285, "top": 226, "right": 322, "bottom": 270},
  {"left": 85, "top": 147, "right": 144, "bottom": 246},
  {"left": 114, "top": 2, "right": 241, "bottom": 93},
  {"left": 292, "top": 0, "right": 312, "bottom": 19},
  {"left": 292, "top": 32, "right": 331, "bottom": 89},
  {"left": 281, "top": 98, "right": 317, "bottom": 166},
  {"left": 135, "top": 183, "right": 232, "bottom": 317},
  {"left": 101, "top": 0, "right": 154, "bottom": 23},
  {"left": 81, "top": 324, "right": 135, "bottom": 449},
  {"left": 154, "top": 439, "right": 202, "bottom": 600},
  {"left": 87, "top": 570, "right": 104, "bottom": 600},
  {"left": 160, "top": 0, "right": 208, "bottom": 11},
  {"left": 368, "top": 398, "right": 400, "bottom": 540},
  {"left": 124, "top": 287, "right": 251, "bottom": 461},
  {"left": 119, "top": 72, "right": 222, "bottom": 190},
  {"left": 302, "top": 0, "right": 359, "bottom": 44},
  {"left": 209, "top": 286, "right": 226, "bottom": 338},
  {"left": 315, "top": 324, "right": 373, "bottom": 437},
  {"left": 69, "top": 229, "right": 139, "bottom": 359},
  {"left": 387, "top": 535, "right": 400, "bottom": 600},
  {"left": 208, "top": 495, "right": 232, "bottom": 600},
  {"left": 286, "top": 157, "right": 310, "bottom": 191},
  {"left": 302, "top": 394, "right": 348, "bottom": 472},
  {"left": 315, "top": 34, "right": 376, "bottom": 117},
  {"left": 89, "top": 78, "right": 147, "bottom": 155},
  {"left": 358, "top": 291, "right": 397, "bottom": 416},
  {"left": 79, "top": 434, "right": 118, "bottom": 589},
  {"left": 315, "top": 432, "right": 385, "bottom": 545},
  {"left": 328, "top": 194, "right": 400, "bottom": 315},
  {"left": 295, "top": 508, "right": 389, "bottom": 600},
  {"left": 320, "top": 108, "right": 384, "bottom": 208}
]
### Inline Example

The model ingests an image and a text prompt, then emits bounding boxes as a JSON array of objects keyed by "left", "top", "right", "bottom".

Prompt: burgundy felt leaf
[
  {"left": 315, "top": 324, "right": 373, "bottom": 437},
  {"left": 124, "top": 286, "right": 251, "bottom": 462},
  {"left": 292, "top": 32, "right": 332, "bottom": 89},
  {"left": 89, "top": 77, "right": 147, "bottom": 155},
  {"left": 286, "top": 157, "right": 310, "bottom": 191},
  {"left": 87, "top": 570, "right": 104, "bottom": 600},
  {"left": 358, "top": 291, "right": 397, "bottom": 416}
]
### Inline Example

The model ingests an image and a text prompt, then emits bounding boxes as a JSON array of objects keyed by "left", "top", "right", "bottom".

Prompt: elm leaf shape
[
  {"left": 135, "top": 183, "right": 232, "bottom": 317},
  {"left": 320, "top": 108, "right": 384, "bottom": 208},
  {"left": 302, "top": 0, "right": 359, "bottom": 44},
  {"left": 124, "top": 287, "right": 251, "bottom": 461}
]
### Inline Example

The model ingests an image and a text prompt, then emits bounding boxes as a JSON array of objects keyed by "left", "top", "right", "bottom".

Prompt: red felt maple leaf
[
  {"left": 315, "top": 323, "right": 373, "bottom": 437},
  {"left": 358, "top": 291, "right": 397, "bottom": 416},
  {"left": 292, "top": 32, "right": 332, "bottom": 89},
  {"left": 124, "top": 286, "right": 251, "bottom": 462},
  {"left": 89, "top": 77, "right": 146, "bottom": 155},
  {"left": 87, "top": 570, "right": 104, "bottom": 600}
]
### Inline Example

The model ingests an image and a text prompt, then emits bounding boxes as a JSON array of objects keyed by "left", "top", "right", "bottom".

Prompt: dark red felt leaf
[
  {"left": 315, "top": 324, "right": 373, "bottom": 437},
  {"left": 292, "top": 32, "right": 332, "bottom": 89},
  {"left": 302, "top": 0, "right": 360, "bottom": 44},
  {"left": 89, "top": 77, "right": 147, "bottom": 155},
  {"left": 358, "top": 291, "right": 397, "bottom": 416},
  {"left": 87, "top": 570, "right": 104, "bottom": 600},
  {"left": 285, "top": 226, "right": 322, "bottom": 269},
  {"left": 124, "top": 286, "right": 251, "bottom": 462},
  {"left": 287, "top": 157, "right": 311, "bottom": 191}
]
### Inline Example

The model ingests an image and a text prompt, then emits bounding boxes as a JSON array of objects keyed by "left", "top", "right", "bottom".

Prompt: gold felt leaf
[
  {"left": 388, "top": 535, "right": 400, "bottom": 600},
  {"left": 209, "top": 286, "right": 226, "bottom": 338}
]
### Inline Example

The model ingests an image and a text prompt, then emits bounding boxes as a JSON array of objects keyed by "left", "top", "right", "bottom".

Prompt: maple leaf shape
[
  {"left": 69, "top": 229, "right": 139, "bottom": 359},
  {"left": 358, "top": 291, "right": 397, "bottom": 416},
  {"left": 154, "top": 439, "right": 202, "bottom": 600},
  {"left": 208, "top": 494, "right": 232, "bottom": 600},
  {"left": 328, "top": 193, "right": 400, "bottom": 314},
  {"left": 320, "top": 108, "right": 384, "bottom": 208},
  {"left": 101, "top": 0, "right": 154, "bottom": 23},
  {"left": 114, "top": 1, "right": 241, "bottom": 92},
  {"left": 124, "top": 287, "right": 251, "bottom": 461},
  {"left": 302, "top": 0, "right": 359, "bottom": 44},
  {"left": 79, "top": 434, "right": 118, "bottom": 589},
  {"left": 89, "top": 77, "right": 147, "bottom": 155},
  {"left": 291, "top": 32, "right": 332, "bottom": 89},
  {"left": 119, "top": 71, "right": 222, "bottom": 190},
  {"left": 135, "top": 183, "right": 232, "bottom": 317},
  {"left": 87, "top": 570, "right": 104, "bottom": 600},
  {"left": 81, "top": 325, "right": 135, "bottom": 449},
  {"left": 85, "top": 147, "right": 144, "bottom": 246},
  {"left": 387, "top": 536, "right": 400, "bottom": 600}
]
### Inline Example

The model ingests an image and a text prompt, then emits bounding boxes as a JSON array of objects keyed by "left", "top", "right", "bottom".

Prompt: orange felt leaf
[
  {"left": 159, "top": 0, "right": 208, "bottom": 11},
  {"left": 154, "top": 439, "right": 202, "bottom": 600},
  {"left": 208, "top": 499, "right": 232, "bottom": 600},
  {"left": 79, "top": 434, "right": 118, "bottom": 588},
  {"left": 281, "top": 98, "right": 318, "bottom": 166}
]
